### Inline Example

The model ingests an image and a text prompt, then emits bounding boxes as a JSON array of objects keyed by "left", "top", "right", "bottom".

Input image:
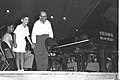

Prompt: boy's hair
[
  {"left": 21, "top": 14, "right": 29, "bottom": 19},
  {"left": 6, "top": 21, "right": 14, "bottom": 27},
  {"left": 4, "top": 21, "right": 14, "bottom": 32}
]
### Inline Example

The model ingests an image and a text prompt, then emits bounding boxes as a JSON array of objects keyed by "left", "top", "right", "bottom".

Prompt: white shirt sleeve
[
  {"left": 31, "top": 22, "right": 37, "bottom": 43},
  {"left": 3, "top": 33, "right": 12, "bottom": 42},
  {"left": 10, "top": 34, "right": 12, "bottom": 41},
  {"left": 48, "top": 22, "right": 53, "bottom": 38},
  {"left": 14, "top": 25, "right": 21, "bottom": 36},
  {"left": 3, "top": 33, "right": 12, "bottom": 48}
]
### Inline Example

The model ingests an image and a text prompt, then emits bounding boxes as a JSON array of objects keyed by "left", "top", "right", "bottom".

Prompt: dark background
[{"left": 0, "top": 0, "right": 118, "bottom": 40}]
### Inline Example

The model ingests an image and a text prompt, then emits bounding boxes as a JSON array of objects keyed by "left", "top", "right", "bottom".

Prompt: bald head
[
  {"left": 40, "top": 11, "right": 47, "bottom": 16},
  {"left": 39, "top": 11, "right": 47, "bottom": 23}
]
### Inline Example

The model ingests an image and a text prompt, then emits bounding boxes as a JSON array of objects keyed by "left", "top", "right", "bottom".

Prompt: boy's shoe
[
  {"left": 21, "top": 69, "right": 24, "bottom": 71},
  {"left": 17, "top": 69, "right": 24, "bottom": 72},
  {"left": 17, "top": 69, "right": 21, "bottom": 71}
]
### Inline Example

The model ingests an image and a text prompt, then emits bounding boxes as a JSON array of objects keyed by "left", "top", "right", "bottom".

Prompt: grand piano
[{"left": 58, "top": 0, "right": 118, "bottom": 72}]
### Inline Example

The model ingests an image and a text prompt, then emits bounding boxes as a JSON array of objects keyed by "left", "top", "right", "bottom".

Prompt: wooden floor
[{"left": 0, "top": 71, "right": 118, "bottom": 80}]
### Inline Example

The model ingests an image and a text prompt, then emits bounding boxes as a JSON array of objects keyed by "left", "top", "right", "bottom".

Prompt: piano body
[{"left": 58, "top": 0, "right": 118, "bottom": 72}]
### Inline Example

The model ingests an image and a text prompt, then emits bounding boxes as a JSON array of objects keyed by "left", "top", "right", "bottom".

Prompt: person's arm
[
  {"left": 9, "top": 40, "right": 13, "bottom": 49},
  {"left": 31, "top": 25, "right": 37, "bottom": 49},
  {"left": 27, "top": 36, "right": 35, "bottom": 49},
  {"left": 13, "top": 25, "right": 21, "bottom": 48},
  {"left": 31, "top": 23, "right": 37, "bottom": 44},
  {"left": 13, "top": 33, "right": 17, "bottom": 48},
  {"left": 26, "top": 26, "right": 35, "bottom": 49},
  {"left": 48, "top": 21, "right": 53, "bottom": 38},
  {"left": 27, "top": 36, "right": 33, "bottom": 46},
  {"left": 9, "top": 34, "right": 14, "bottom": 50}
]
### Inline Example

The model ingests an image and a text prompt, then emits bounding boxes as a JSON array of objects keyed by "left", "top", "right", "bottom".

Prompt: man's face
[
  {"left": 40, "top": 12, "right": 47, "bottom": 23},
  {"left": 22, "top": 17, "right": 29, "bottom": 25}
]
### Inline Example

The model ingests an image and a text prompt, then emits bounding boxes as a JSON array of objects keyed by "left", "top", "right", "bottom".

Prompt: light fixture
[
  {"left": 76, "top": 29, "right": 78, "bottom": 31},
  {"left": 63, "top": 17, "right": 66, "bottom": 21},
  {"left": 50, "top": 15, "right": 54, "bottom": 19},
  {"left": 6, "top": 9, "right": 10, "bottom": 14}
]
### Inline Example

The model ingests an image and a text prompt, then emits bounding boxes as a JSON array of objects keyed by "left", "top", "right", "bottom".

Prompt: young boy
[{"left": 13, "top": 14, "right": 34, "bottom": 71}]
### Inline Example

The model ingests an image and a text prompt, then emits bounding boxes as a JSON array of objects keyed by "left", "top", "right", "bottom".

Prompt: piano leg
[
  {"left": 74, "top": 52, "right": 87, "bottom": 72},
  {"left": 76, "top": 54, "right": 80, "bottom": 71},
  {"left": 99, "top": 50, "right": 106, "bottom": 72}
]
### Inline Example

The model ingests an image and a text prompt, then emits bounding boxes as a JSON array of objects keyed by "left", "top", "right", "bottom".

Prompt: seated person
[
  {"left": 24, "top": 43, "right": 34, "bottom": 71},
  {"left": 1, "top": 23, "right": 15, "bottom": 59},
  {"left": 0, "top": 23, "right": 16, "bottom": 71}
]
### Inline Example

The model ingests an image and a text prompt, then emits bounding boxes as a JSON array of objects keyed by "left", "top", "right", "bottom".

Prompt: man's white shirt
[{"left": 31, "top": 20, "right": 53, "bottom": 43}]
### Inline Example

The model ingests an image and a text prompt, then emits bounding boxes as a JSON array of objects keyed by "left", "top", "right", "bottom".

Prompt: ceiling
[{"left": 0, "top": 0, "right": 118, "bottom": 40}]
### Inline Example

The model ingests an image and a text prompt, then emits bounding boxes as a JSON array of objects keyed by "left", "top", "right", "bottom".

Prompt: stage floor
[{"left": 0, "top": 71, "right": 118, "bottom": 80}]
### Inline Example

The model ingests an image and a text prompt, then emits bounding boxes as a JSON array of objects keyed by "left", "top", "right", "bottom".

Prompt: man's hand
[{"left": 31, "top": 43, "right": 35, "bottom": 49}]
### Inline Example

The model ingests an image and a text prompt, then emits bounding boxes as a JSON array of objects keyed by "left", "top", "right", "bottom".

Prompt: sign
[
  {"left": 99, "top": 31, "right": 114, "bottom": 42},
  {"left": 93, "top": 30, "right": 117, "bottom": 46}
]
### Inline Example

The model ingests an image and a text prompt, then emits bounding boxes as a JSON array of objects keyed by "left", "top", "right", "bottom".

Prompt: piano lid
[
  {"left": 72, "top": 0, "right": 118, "bottom": 37},
  {"left": 58, "top": 0, "right": 118, "bottom": 46}
]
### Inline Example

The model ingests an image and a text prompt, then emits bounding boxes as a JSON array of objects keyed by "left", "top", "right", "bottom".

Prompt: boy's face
[
  {"left": 21, "top": 17, "right": 29, "bottom": 25},
  {"left": 8, "top": 25, "right": 14, "bottom": 32}
]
